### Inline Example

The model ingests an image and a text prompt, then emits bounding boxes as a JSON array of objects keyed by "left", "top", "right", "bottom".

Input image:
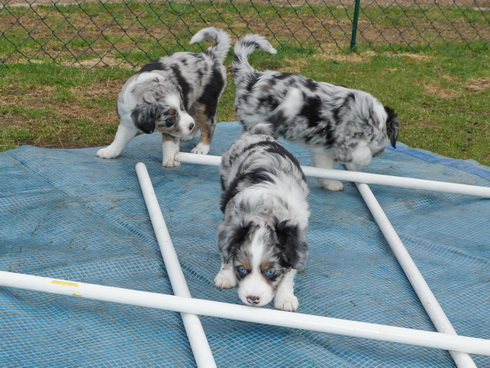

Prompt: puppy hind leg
[
  {"left": 162, "top": 134, "right": 181, "bottom": 167},
  {"left": 214, "top": 261, "right": 237, "bottom": 289},
  {"left": 191, "top": 103, "right": 214, "bottom": 155},
  {"left": 191, "top": 122, "right": 213, "bottom": 155},
  {"left": 96, "top": 123, "right": 138, "bottom": 159},
  {"left": 309, "top": 150, "right": 344, "bottom": 191},
  {"left": 274, "top": 269, "right": 299, "bottom": 312}
]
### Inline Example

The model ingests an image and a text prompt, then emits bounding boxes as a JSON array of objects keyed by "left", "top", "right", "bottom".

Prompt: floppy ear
[
  {"left": 217, "top": 222, "right": 253, "bottom": 264},
  {"left": 131, "top": 100, "right": 164, "bottom": 134},
  {"left": 275, "top": 220, "right": 308, "bottom": 270},
  {"left": 384, "top": 105, "right": 399, "bottom": 148}
]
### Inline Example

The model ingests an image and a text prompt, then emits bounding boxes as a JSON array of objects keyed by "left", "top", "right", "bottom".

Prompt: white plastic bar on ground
[
  {"left": 346, "top": 164, "right": 477, "bottom": 368},
  {"left": 1, "top": 271, "right": 490, "bottom": 357},
  {"left": 135, "top": 162, "right": 216, "bottom": 368},
  {"left": 174, "top": 152, "right": 490, "bottom": 198}
]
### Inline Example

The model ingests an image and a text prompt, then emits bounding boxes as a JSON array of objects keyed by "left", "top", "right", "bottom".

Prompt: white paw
[
  {"left": 191, "top": 143, "right": 210, "bottom": 155},
  {"left": 214, "top": 270, "right": 237, "bottom": 289},
  {"left": 274, "top": 293, "right": 298, "bottom": 312},
  {"left": 162, "top": 159, "right": 181, "bottom": 168},
  {"left": 320, "top": 179, "right": 344, "bottom": 191},
  {"left": 96, "top": 147, "right": 120, "bottom": 159}
]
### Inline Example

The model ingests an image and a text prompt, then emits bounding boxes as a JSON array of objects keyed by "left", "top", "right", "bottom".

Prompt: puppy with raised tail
[
  {"left": 215, "top": 89, "right": 309, "bottom": 312},
  {"left": 97, "top": 27, "right": 231, "bottom": 167},
  {"left": 233, "top": 34, "right": 399, "bottom": 191}
]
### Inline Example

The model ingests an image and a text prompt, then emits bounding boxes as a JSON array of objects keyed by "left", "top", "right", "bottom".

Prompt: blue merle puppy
[
  {"left": 215, "top": 89, "right": 310, "bottom": 312},
  {"left": 233, "top": 34, "right": 399, "bottom": 191},
  {"left": 97, "top": 27, "right": 231, "bottom": 167}
]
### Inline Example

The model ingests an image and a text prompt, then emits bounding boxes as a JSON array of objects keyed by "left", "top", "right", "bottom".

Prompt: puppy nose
[
  {"left": 188, "top": 122, "right": 195, "bottom": 131},
  {"left": 246, "top": 296, "right": 260, "bottom": 305}
]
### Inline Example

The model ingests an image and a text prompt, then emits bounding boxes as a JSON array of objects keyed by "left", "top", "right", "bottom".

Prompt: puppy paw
[
  {"left": 191, "top": 143, "right": 210, "bottom": 155},
  {"left": 162, "top": 159, "right": 181, "bottom": 168},
  {"left": 320, "top": 179, "right": 344, "bottom": 191},
  {"left": 96, "top": 147, "right": 119, "bottom": 159},
  {"left": 214, "top": 270, "right": 237, "bottom": 289},
  {"left": 274, "top": 293, "right": 298, "bottom": 312}
]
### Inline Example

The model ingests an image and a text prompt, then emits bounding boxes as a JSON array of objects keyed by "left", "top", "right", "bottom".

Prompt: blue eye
[
  {"left": 264, "top": 269, "right": 275, "bottom": 278},
  {"left": 237, "top": 266, "right": 248, "bottom": 276},
  {"left": 165, "top": 115, "right": 176, "bottom": 127}
]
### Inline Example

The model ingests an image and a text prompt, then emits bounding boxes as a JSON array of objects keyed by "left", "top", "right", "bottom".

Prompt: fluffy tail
[
  {"left": 384, "top": 106, "right": 399, "bottom": 148},
  {"left": 190, "top": 27, "right": 231, "bottom": 65},
  {"left": 233, "top": 34, "right": 277, "bottom": 80}
]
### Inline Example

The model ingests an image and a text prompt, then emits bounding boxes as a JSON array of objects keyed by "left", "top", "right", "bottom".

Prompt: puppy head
[
  {"left": 218, "top": 218, "right": 307, "bottom": 307},
  {"left": 131, "top": 93, "right": 195, "bottom": 137}
]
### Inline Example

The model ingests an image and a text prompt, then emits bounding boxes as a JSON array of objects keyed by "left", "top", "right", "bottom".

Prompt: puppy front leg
[
  {"left": 96, "top": 123, "right": 138, "bottom": 159},
  {"left": 274, "top": 269, "right": 298, "bottom": 312},
  {"left": 309, "top": 149, "right": 344, "bottom": 191},
  {"left": 162, "top": 134, "right": 181, "bottom": 167},
  {"left": 214, "top": 261, "right": 237, "bottom": 289}
]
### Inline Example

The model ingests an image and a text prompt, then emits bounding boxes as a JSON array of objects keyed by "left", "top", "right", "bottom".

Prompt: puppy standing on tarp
[
  {"left": 97, "top": 27, "right": 231, "bottom": 167},
  {"left": 215, "top": 89, "right": 310, "bottom": 312},
  {"left": 233, "top": 34, "right": 399, "bottom": 191}
]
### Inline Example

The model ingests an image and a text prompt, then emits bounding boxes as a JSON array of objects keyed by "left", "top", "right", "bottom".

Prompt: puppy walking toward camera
[
  {"left": 215, "top": 91, "right": 310, "bottom": 312},
  {"left": 233, "top": 34, "right": 399, "bottom": 191},
  {"left": 96, "top": 27, "right": 231, "bottom": 167}
]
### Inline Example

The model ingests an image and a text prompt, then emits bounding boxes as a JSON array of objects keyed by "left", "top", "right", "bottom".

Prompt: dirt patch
[
  {"left": 314, "top": 50, "right": 376, "bottom": 63},
  {"left": 1, "top": 80, "right": 120, "bottom": 125},
  {"left": 0, "top": 79, "right": 121, "bottom": 149},
  {"left": 423, "top": 83, "right": 460, "bottom": 99},
  {"left": 422, "top": 74, "right": 489, "bottom": 99},
  {"left": 464, "top": 77, "right": 490, "bottom": 92},
  {"left": 71, "top": 79, "right": 122, "bottom": 100},
  {"left": 73, "top": 57, "right": 135, "bottom": 69},
  {"left": 396, "top": 52, "right": 435, "bottom": 62},
  {"left": 314, "top": 50, "right": 437, "bottom": 64},
  {"left": 282, "top": 58, "right": 311, "bottom": 73},
  {"left": 441, "top": 74, "right": 490, "bottom": 93}
]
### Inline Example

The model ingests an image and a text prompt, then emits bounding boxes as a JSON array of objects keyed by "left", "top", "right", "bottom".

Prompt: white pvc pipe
[
  {"left": 1, "top": 271, "right": 489, "bottom": 357},
  {"left": 135, "top": 162, "right": 216, "bottom": 368},
  {"left": 174, "top": 152, "right": 490, "bottom": 198},
  {"left": 346, "top": 164, "right": 478, "bottom": 368}
]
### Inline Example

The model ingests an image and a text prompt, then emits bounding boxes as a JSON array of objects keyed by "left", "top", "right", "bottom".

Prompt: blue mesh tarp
[{"left": 1, "top": 121, "right": 489, "bottom": 367}]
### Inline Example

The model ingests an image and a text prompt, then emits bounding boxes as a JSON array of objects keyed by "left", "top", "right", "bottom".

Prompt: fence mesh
[{"left": 0, "top": 0, "right": 488, "bottom": 69}]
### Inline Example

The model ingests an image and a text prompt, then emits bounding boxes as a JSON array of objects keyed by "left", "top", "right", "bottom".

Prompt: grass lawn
[
  {"left": 0, "top": 2, "right": 488, "bottom": 166},
  {"left": 1, "top": 44, "right": 488, "bottom": 166}
]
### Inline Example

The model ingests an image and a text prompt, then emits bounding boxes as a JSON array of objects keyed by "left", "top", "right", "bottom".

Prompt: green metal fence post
[{"left": 350, "top": 0, "right": 361, "bottom": 52}]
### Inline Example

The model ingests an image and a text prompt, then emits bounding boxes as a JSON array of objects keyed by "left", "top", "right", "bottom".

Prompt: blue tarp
[{"left": 1, "top": 121, "right": 489, "bottom": 367}]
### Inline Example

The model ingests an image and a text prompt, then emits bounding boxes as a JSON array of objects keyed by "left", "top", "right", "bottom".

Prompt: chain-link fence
[{"left": 0, "top": 0, "right": 488, "bottom": 69}]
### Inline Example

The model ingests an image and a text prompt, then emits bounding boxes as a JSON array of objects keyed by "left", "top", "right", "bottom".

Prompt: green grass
[
  {"left": 1, "top": 45, "right": 488, "bottom": 165},
  {"left": 0, "top": 2, "right": 488, "bottom": 165}
]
